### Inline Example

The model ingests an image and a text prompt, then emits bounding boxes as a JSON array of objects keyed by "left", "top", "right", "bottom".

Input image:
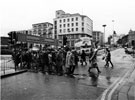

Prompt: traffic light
[
  {"left": 12, "top": 31, "right": 18, "bottom": 42},
  {"left": 8, "top": 31, "right": 18, "bottom": 47},
  {"left": 8, "top": 32, "right": 14, "bottom": 45},
  {"left": 63, "top": 36, "right": 67, "bottom": 46}
]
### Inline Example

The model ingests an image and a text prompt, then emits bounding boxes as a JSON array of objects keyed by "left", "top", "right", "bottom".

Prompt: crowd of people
[
  {"left": 11, "top": 45, "right": 113, "bottom": 76},
  {"left": 12, "top": 47, "right": 84, "bottom": 76}
]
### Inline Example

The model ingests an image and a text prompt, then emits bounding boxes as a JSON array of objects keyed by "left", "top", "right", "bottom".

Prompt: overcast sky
[{"left": 1, "top": 0, "right": 135, "bottom": 41}]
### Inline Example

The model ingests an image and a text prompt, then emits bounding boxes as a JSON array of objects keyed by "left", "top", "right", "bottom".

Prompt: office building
[{"left": 53, "top": 10, "right": 93, "bottom": 47}]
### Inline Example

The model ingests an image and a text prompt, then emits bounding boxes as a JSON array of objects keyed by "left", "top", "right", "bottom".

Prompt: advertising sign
[{"left": 17, "top": 33, "right": 56, "bottom": 45}]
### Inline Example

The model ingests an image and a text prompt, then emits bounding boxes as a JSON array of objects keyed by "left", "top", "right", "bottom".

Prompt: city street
[{"left": 1, "top": 48, "right": 135, "bottom": 100}]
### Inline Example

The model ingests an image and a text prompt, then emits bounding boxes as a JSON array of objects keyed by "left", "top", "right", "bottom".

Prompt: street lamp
[{"left": 102, "top": 24, "right": 106, "bottom": 45}]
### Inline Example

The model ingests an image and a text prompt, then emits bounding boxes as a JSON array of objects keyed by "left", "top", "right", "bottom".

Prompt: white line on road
[
  {"left": 100, "top": 76, "right": 120, "bottom": 100},
  {"left": 100, "top": 63, "right": 134, "bottom": 100},
  {"left": 107, "top": 63, "right": 135, "bottom": 100}
]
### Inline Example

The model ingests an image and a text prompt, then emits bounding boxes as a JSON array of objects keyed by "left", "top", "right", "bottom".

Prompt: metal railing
[{"left": 0, "top": 57, "right": 15, "bottom": 75}]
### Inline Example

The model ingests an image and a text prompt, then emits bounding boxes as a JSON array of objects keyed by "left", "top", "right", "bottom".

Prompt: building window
[
  {"left": 76, "top": 28, "right": 78, "bottom": 31},
  {"left": 67, "top": 23, "right": 70, "bottom": 27},
  {"left": 72, "top": 28, "right": 74, "bottom": 32},
  {"left": 67, "top": 29, "right": 70, "bottom": 32},
  {"left": 67, "top": 18, "right": 70, "bottom": 22},
  {"left": 76, "top": 23, "right": 78, "bottom": 26},
  {"left": 54, "top": 21, "right": 57, "bottom": 24},
  {"left": 82, "top": 22, "right": 84, "bottom": 26},
  {"left": 59, "top": 20, "right": 62, "bottom": 23},
  {"left": 59, "top": 29, "right": 62, "bottom": 33},
  {"left": 72, "top": 23, "right": 74, "bottom": 27},
  {"left": 63, "top": 19, "right": 66, "bottom": 22},
  {"left": 63, "top": 29, "right": 66, "bottom": 33},
  {"left": 60, "top": 24, "right": 62, "bottom": 28},
  {"left": 76, "top": 17, "right": 78, "bottom": 21},
  {"left": 72, "top": 18, "right": 74, "bottom": 21},
  {"left": 63, "top": 24, "right": 66, "bottom": 27},
  {"left": 82, "top": 28, "right": 84, "bottom": 32}
]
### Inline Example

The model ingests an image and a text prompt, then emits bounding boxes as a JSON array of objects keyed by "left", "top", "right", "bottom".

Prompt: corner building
[{"left": 53, "top": 10, "right": 93, "bottom": 47}]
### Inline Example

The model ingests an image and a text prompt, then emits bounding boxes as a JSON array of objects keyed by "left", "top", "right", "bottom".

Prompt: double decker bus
[{"left": 75, "top": 37, "right": 92, "bottom": 55}]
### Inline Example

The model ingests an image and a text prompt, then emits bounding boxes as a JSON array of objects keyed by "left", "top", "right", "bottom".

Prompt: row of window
[
  {"left": 59, "top": 22, "right": 84, "bottom": 28},
  {"left": 59, "top": 28, "right": 84, "bottom": 33},
  {"left": 33, "top": 24, "right": 52, "bottom": 29},
  {"left": 59, "top": 17, "right": 78, "bottom": 23}
]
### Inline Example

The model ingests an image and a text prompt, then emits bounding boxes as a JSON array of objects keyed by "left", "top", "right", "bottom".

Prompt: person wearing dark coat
[
  {"left": 56, "top": 49, "right": 63, "bottom": 75},
  {"left": 81, "top": 50, "right": 87, "bottom": 66},
  {"left": 42, "top": 50, "right": 49, "bottom": 73},
  {"left": 104, "top": 48, "right": 114, "bottom": 68}
]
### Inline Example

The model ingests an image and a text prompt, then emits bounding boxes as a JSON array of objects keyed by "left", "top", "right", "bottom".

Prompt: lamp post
[
  {"left": 112, "top": 20, "right": 115, "bottom": 33},
  {"left": 102, "top": 24, "right": 106, "bottom": 45}
]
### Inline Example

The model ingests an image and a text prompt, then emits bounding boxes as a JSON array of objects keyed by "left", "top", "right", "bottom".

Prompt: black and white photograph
[{"left": 1, "top": 0, "right": 135, "bottom": 100}]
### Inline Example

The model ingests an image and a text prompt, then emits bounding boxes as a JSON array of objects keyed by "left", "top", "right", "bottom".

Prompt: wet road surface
[
  {"left": 1, "top": 48, "right": 134, "bottom": 100},
  {"left": 1, "top": 72, "right": 105, "bottom": 100}
]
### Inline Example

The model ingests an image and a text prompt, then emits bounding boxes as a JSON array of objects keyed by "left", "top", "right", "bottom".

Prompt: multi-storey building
[
  {"left": 32, "top": 22, "right": 53, "bottom": 38},
  {"left": 53, "top": 10, "right": 93, "bottom": 47},
  {"left": 92, "top": 31, "right": 104, "bottom": 46},
  {"left": 16, "top": 29, "right": 33, "bottom": 35},
  {"left": 128, "top": 29, "right": 135, "bottom": 47},
  {"left": 13, "top": 22, "right": 55, "bottom": 49}
]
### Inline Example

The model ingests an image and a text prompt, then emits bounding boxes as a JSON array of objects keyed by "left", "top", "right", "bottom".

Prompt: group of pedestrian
[
  {"left": 12, "top": 47, "right": 80, "bottom": 76},
  {"left": 12, "top": 45, "right": 114, "bottom": 78}
]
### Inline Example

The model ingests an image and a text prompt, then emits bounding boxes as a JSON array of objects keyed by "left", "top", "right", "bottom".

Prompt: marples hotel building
[{"left": 53, "top": 10, "right": 93, "bottom": 47}]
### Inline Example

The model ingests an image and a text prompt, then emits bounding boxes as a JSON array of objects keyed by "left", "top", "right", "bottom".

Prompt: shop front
[{"left": 17, "top": 33, "right": 58, "bottom": 50}]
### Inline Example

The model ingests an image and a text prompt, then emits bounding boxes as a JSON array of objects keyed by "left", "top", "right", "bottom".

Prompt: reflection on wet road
[
  {"left": 1, "top": 48, "right": 133, "bottom": 100},
  {"left": 1, "top": 72, "right": 105, "bottom": 100}
]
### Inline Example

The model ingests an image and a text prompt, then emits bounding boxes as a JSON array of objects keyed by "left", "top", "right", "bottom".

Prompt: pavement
[{"left": 1, "top": 69, "right": 27, "bottom": 78}]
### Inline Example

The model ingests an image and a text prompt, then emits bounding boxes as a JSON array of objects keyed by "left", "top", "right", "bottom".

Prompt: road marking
[
  {"left": 100, "top": 63, "right": 134, "bottom": 100},
  {"left": 107, "top": 63, "right": 135, "bottom": 100},
  {"left": 100, "top": 76, "right": 120, "bottom": 100}
]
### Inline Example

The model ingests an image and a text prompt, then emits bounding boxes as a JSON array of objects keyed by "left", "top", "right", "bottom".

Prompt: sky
[{"left": 1, "top": 0, "right": 135, "bottom": 41}]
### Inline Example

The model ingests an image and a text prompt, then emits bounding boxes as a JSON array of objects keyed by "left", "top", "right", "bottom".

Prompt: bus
[{"left": 74, "top": 37, "right": 92, "bottom": 55}]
